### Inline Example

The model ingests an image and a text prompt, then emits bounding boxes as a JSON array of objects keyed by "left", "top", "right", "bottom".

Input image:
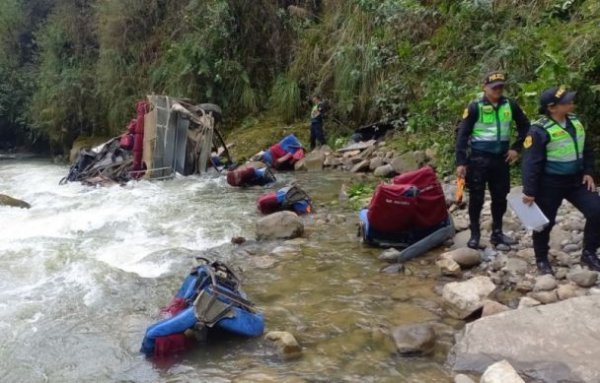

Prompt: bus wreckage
[{"left": 61, "top": 95, "right": 232, "bottom": 186}]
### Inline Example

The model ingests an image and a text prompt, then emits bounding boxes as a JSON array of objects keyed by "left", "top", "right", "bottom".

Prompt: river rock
[
  {"left": 480, "top": 360, "right": 525, "bottom": 383},
  {"left": 529, "top": 290, "right": 558, "bottom": 304},
  {"left": 518, "top": 296, "right": 541, "bottom": 309},
  {"left": 502, "top": 258, "right": 528, "bottom": 276},
  {"left": 563, "top": 243, "right": 581, "bottom": 253},
  {"left": 0, "top": 194, "right": 31, "bottom": 209},
  {"left": 265, "top": 331, "right": 302, "bottom": 360},
  {"left": 369, "top": 157, "right": 384, "bottom": 170},
  {"left": 454, "top": 374, "right": 476, "bottom": 383},
  {"left": 442, "top": 248, "right": 481, "bottom": 268},
  {"left": 557, "top": 283, "right": 578, "bottom": 300},
  {"left": 481, "top": 300, "right": 510, "bottom": 317},
  {"left": 391, "top": 324, "right": 436, "bottom": 355},
  {"left": 256, "top": 211, "right": 304, "bottom": 240},
  {"left": 351, "top": 159, "right": 370, "bottom": 173},
  {"left": 373, "top": 164, "right": 394, "bottom": 177},
  {"left": 380, "top": 263, "right": 405, "bottom": 274},
  {"left": 568, "top": 270, "right": 598, "bottom": 288},
  {"left": 436, "top": 258, "right": 462, "bottom": 277},
  {"left": 549, "top": 227, "right": 570, "bottom": 251},
  {"left": 379, "top": 248, "right": 402, "bottom": 262},
  {"left": 323, "top": 155, "right": 342, "bottom": 167},
  {"left": 390, "top": 151, "right": 424, "bottom": 174},
  {"left": 442, "top": 276, "right": 497, "bottom": 319},
  {"left": 451, "top": 295, "right": 600, "bottom": 383},
  {"left": 294, "top": 158, "right": 307, "bottom": 171},
  {"left": 303, "top": 151, "right": 325, "bottom": 171},
  {"left": 534, "top": 275, "right": 557, "bottom": 292}
]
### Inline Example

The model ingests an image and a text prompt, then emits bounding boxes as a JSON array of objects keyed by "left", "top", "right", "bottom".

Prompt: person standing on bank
[
  {"left": 309, "top": 95, "right": 326, "bottom": 150},
  {"left": 522, "top": 86, "right": 600, "bottom": 275},
  {"left": 456, "top": 72, "right": 530, "bottom": 250}
]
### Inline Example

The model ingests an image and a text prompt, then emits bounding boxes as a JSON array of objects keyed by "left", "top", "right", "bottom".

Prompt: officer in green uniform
[
  {"left": 522, "top": 86, "right": 600, "bottom": 275},
  {"left": 456, "top": 72, "right": 530, "bottom": 249}
]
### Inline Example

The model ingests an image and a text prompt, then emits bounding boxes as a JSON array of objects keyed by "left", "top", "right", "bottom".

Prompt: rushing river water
[{"left": 0, "top": 160, "right": 457, "bottom": 383}]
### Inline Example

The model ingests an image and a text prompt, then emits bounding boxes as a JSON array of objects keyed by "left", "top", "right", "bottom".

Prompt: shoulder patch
[
  {"left": 523, "top": 135, "right": 533, "bottom": 149},
  {"left": 462, "top": 108, "right": 469, "bottom": 119}
]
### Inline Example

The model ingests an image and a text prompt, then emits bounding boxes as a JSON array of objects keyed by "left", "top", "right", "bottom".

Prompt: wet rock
[
  {"left": 534, "top": 275, "right": 557, "bottom": 292},
  {"left": 567, "top": 270, "right": 598, "bottom": 288},
  {"left": 451, "top": 295, "right": 600, "bottom": 383},
  {"left": 303, "top": 151, "right": 326, "bottom": 172},
  {"left": 436, "top": 258, "right": 462, "bottom": 277},
  {"left": 480, "top": 360, "right": 525, "bottom": 383},
  {"left": 442, "top": 248, "right": 481, "bottom": 268},
  {"left": 442, "top": 276, "right": 496, "bottom": 319},
  {"left": 502, "top": 258, "right": 528, "bottom": 276},
  {"left": 481, "top": 300, "right": 510, "bottom": 317},
  {"left": 369, "top": 157, "right": 384, "bottom": 171},
  {"left": 373, "top": 164, "right": 394, "bottom": 177},
  {"left": 323, "top": 155, "right": 342, "bottom": 167},
  {"left": 379, "top": 248, "right": 402, "bottom": 262},
  {"left": 557, "top": 283, "right": 578, "bottom": 300},
  {"left": 518, "top": 296, "right": 541, "bottom": 309},
  {"left": 0, "top": 194, "right": 31, "bottom": 209},
  {"left": 351, "top": 159, "right": 370, "bottom": 173},
  {"left": 231, "top": 236, "right": 246, "bottom": 245},
  {"left": 529, "top": 290, "right": 559, "bottom": 304},
  {"left": 265, "top": 331, "right": 302, "bottom": 360},
  {"left": 391, "top": 324, "right": 436, "bottom": 356},
  {"left": 256, "top": 211, "right": 304, "bottom": 240},
  {"left": 380, "top": 263, "right": 405, "bottom": 274},
  {"left": 294, "top": 158, "right": 307, "bottom": 171},
  {"left": 454, "top": 374, "right": 476, "bottom": 383}
]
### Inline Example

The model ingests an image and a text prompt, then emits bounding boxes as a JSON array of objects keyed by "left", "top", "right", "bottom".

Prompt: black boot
[
  {"left": 467, "top": 227, "right": 480, "bottom": 249},
  {"left": 536, "top": 259, "right": 554, "bottom": 275},
  {"left": 490, "top": 229, "right": 517, "bottom": 248},
  {"left": 581, "top": 250, "right": 600, "bottom": 272}
]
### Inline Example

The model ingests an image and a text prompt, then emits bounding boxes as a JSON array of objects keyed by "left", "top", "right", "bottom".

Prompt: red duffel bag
[
  {"left": 257, "top": 192, "right": 280, "bottom": 215},
  {"left": 367, "top": 183, "right": 417, "bottom": 233},
  {"left": 393, "top": 166, "right": 448, "bottom": 229}
]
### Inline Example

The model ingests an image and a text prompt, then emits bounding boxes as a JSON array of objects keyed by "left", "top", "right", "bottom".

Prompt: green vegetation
[{"left": 1, "top": 0, "right": 600, "bottom": 171}]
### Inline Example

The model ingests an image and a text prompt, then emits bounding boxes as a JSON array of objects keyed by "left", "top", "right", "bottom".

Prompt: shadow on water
[{"left": 0, "top": 161, "right": 455, "bottom": 382}]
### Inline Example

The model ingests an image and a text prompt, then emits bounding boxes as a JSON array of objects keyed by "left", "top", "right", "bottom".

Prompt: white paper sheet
[{"left": 507, "top": 192, "right": 550, "bottom": 232}]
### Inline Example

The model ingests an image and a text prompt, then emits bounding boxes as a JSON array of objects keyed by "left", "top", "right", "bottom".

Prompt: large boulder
[
  {"left": 390, "top": 151, "right": 425, "bottom": 174},
  {"left": 391, "top": 324, "right": 436, "bottom": 356},
  {"left": 480, "top": 360, "right": 525, "bottom": 383},
  {"left": 256, "top": 211, "right": 304, "bottom": 240},
  {"left": 450, "top": 295, "right": 600, "bottom": 383},
  {"left": 0, "top": 194, "right": 31, "bottom": 209},
  {"left": 373, "top": 164, "right": 395, "bottom": 177},
  {"left": 442, "top": 277, "right": 497, "bottom": 319},
  {"left": 303, "top": 150, "right": 326, "bottom": 172}
]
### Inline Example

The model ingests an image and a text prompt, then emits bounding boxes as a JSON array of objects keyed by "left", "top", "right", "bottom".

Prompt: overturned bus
[{"left": 61, "top": 95, "right": 232, "bottom": 186}]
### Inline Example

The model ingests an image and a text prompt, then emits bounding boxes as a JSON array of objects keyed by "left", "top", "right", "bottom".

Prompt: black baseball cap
[
  {"left": 540, "top": 86, "right": 576, "bottom": 110},
  {"left": 483, "top": 71, "right": 506, "bottom": 87}
]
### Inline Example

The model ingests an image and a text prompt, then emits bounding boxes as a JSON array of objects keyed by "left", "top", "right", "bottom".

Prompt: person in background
[
  {"left": 455, "top": 71, "right": 530, "bottom": 250},
  {"left": 522, "top": 86, "right": 600, "bottom": 275},
  {"left": 309, "top": 95, "right": 326, "bottom": 150}
]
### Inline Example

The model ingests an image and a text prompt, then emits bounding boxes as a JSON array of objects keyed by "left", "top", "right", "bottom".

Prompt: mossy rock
[{"left": 0, "top": 194, "right": 31, "bottom": 209}]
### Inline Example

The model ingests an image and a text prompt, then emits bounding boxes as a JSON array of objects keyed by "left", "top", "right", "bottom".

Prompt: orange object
[{"left": 456, "top": 176, "right": 465, "bottom": 204}]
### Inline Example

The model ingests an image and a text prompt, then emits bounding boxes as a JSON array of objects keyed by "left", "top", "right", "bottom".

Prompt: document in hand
[{"left": 507, "top": 192, "right": 550, "bottom": 232}]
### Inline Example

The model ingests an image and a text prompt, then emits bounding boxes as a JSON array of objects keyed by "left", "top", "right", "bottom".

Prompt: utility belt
[{"left": 469, "top": 150, "right": 507, "bottom": 160}]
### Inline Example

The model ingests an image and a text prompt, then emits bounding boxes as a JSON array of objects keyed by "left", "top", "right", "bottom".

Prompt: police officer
[
  {"left": 522, "top": 86, "right": 600, "bottom": 275},
  {"left": 456, "top": 71, "right": 530, "bottom": 249},
  {"left": 309, "top": 95, "right": 326, "bottom": 150}
]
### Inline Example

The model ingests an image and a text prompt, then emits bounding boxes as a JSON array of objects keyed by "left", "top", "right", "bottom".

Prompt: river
[{"left": 0, "top": 160, "right": 456, "bottom": 383}]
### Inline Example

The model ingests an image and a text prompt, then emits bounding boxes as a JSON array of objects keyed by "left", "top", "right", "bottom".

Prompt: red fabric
[
  {"left": 227, "top": 167, "right": 255, "bottom": 187},
  {"left": 154, "top": 333, "right": 195, "bottom": 358},
  {"left": 392, "top": 166, "right": 448, "bottom": 229},
  {"left": 127, "top": 120, "right": 137, "bottom": 135},
  {"left": 132, "top": 101, "right": 148, "bottom": 177},
  {"left": 257, "top": 192, "right": 280, "bottom": 215},
  {"left": 120, "top": 134, "right": 134, "bottom": 150},
  {"left": 292, "top": 149, "right": 305, "bottom": 162},
  {"left": 367, "top": 183, "right": 417, "bottom": 233},
  {"left": 269, "top": 143, "right": 286, "bottom": 161},
  {"left": 159, "top": 297, "right": 188, "bottom": 318}
]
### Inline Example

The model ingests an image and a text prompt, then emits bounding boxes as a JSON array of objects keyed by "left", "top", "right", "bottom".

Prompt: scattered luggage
[
  {"left": 257, "top": 185, "right": 312, "bottom": 215},
  {"left": 227, "top": 166, "right": 276, "bottom": 187},
  {"left": 141, "top": 258, "right": 264, "bottom": 358},
  {"left": 359, "top": 166, "right": 454, "bottom": 260},
  {"left": 260, "top": 134, "right": 305, "bottom": 170}
]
